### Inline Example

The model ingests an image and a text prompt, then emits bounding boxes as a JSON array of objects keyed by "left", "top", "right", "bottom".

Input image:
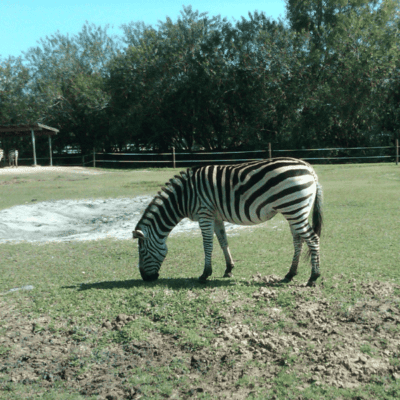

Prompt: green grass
[
  {"left": 0, "top": 167, "right": 179, "bottom": 210},
  {"left": 0, "top": 163, "right": 399, "bottom": 399}
]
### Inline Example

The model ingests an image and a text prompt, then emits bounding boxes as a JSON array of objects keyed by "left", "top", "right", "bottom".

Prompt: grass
[
  {"left": 0, "top": 167, "right": 179, "bottom": 211},
  {"left": 0, "top": 163, "right": 400, "bottom": 399}
]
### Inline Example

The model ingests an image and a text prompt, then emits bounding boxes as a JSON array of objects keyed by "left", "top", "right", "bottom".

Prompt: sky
[{"left": 0, "top": 0, "right": 287, "bottom": 60}]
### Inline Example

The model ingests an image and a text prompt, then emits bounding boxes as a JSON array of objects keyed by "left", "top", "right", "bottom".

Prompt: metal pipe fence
[
  {"left": 92, "top": 143, "right": 399, "bottom": 168},
  {"left": 4, "top": 142, "right": 398, "bottom": 168},
  {"left": 13, "top": 155, "right": 85, "bottom": 167}
]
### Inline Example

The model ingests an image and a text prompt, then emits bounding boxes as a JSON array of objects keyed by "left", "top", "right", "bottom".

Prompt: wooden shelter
[{"left": 0, "top": 123, "right": 59, "bottom": 166}]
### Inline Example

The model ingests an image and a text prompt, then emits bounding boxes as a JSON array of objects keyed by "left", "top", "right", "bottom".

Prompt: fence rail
[
  {"left": 92, "top": 142, "right": 399, "bottom": 168},
  {"left": 3, "top": 141, "right": 398, "bottom": 168}
]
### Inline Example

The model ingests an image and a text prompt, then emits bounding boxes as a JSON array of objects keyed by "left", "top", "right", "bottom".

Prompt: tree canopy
[{"left": 1, "top": 2, "right": 399, "bottom": 156}]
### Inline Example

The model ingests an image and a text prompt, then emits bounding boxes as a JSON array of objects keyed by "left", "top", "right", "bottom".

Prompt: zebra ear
[{"left": 132, "top": 230, "right": 146, "bottom": 240}]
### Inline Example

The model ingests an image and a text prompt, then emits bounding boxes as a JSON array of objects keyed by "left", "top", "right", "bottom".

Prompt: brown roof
[{"left": 0, "top": 123, "right": 59, "bottom": 138}]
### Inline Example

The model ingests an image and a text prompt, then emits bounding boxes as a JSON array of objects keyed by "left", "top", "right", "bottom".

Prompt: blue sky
[{"left": 1, "top": 0, "right": 287, "bottom": 59}]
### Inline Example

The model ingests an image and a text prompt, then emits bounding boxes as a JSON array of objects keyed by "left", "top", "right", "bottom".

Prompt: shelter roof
[{"left": 0, "top": 123, "right": 59, "bottom": 138}]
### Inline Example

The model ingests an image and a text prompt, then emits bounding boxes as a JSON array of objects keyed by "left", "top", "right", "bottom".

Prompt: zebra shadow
[{"left": 63, "top": 277, "right": 238, "bottom": 292}]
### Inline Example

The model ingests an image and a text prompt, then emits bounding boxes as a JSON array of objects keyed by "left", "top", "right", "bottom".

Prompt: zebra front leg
[
  {"left": 198, "top": 216, "right": 215, "bottom": 283},
  {"left": 282, "top": 232, "right": 303, "bottom": 283},
  {"left": 214, "top": 219, "right": 234, "bottom": 278}
]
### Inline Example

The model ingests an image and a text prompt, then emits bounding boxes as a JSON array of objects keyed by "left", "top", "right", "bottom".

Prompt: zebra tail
[
  {"left": 305, "top": 182, "right": 323, "bottom": 260},
  {"left": 312, "top": 182, "right": 323, "bottom": 238}
]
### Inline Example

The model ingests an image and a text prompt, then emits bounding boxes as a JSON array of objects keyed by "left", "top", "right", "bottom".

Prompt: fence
[
  {"left": 5, "top": 141, "right": 399, "bottom": 168},
  {"left": 8, "top": 154, "right": 94, "bottom": 167},
  {"left": 93, "top": 141, "right": 399, "bottom": 168}
]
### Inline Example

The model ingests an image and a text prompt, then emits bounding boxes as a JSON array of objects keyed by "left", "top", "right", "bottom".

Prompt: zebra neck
[{"left": 138, "top": 194, "right": 185, "bottom": 241}]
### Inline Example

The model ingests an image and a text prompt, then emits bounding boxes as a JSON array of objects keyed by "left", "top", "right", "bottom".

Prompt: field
[{"left": 0, "top": 163, "right": 399, "bottom": 399}]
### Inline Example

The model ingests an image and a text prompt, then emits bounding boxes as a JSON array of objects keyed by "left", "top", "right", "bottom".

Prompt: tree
[
  {"left": 0, "top": 56, "right": 40, "bottom": 125},
  {"left": 110, "top": 6, "right": 238, "bottom": 151},
  {"left": 284, "top": 0, "right": 400, "bottom": 147},
  {"left": 110, "top": 7, "right": 306, "bottom": 151},
  {"left": 23, "top": 22, "right": 121, "bottom": 153}
]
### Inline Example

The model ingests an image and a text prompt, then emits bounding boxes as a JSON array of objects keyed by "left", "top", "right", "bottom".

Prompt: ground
[
  {"left": 1, "top": 164, "right": 399, "bottom": 399},
  {"left": 1, "top": 275, "right": 400, "bottom": 399}
]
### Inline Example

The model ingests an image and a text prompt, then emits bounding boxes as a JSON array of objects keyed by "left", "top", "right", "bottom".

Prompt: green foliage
[
  {"left": 0, "top": 56, "right": 40, "bottom": 125},
  {"left": 20, "top": 23, "right": 120, "bottom": 154},
  {"left": 360, "top": 343, "right": 376, "bottom": 356},
  {"left": 284, "top": 0, "right": 400, "bottom": 148}
]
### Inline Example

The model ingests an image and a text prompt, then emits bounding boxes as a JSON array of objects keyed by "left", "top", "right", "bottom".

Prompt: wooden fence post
[
  {"left": 172, "top": 147, "right": 176, "bottom": 168},
  {"left": 396, "top": 139, "right": 399, "bottom": 166},
  {"left": 93, "top": 148, "right": 96, "bottom": 168},
  {"left": 268, "top": 143, "right": 272, "bottom": 161},
  {"left": 82, "top": 155, "right": 85, "bottom": 167}
]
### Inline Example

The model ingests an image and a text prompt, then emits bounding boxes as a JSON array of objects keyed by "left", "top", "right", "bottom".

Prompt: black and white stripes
[
  {"left": 8, "top": 149, "right": 18, "bottom": 167},
  {"left": 133, "top": 158, "right": 323, "bottom": 286},
  {"left": 0, "top": 149, "right": 18, "bottom": 167}
]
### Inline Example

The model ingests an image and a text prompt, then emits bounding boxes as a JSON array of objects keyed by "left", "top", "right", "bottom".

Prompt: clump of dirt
[
  {"left": 0, "top": 178, "right": 32, "bottom": 185},
  {"left": 1, "top": 276, "right": 400, "bottom": 399},
  {"left": 102, "top": 314, "right": 138, "bottom": 331}
]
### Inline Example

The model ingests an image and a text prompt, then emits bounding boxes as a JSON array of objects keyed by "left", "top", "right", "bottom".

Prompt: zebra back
[{"left": 135, "top": 158, "right": 319, "bottom": 233}]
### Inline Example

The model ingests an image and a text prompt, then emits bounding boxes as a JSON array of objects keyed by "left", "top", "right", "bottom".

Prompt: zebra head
[{"left": 132, "top": 229, "right": 168, "bottom": 281}]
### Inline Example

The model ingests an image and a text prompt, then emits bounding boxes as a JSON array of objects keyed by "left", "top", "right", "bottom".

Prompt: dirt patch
[
  {"left": 0, "top": 178, "right": 34, "bottom": 185},
  {"left": 1, "top": 276, "right": 400, "bottom": 398},
  {"left": 0, "top": 197, "right": 271, "bottom": 244}
]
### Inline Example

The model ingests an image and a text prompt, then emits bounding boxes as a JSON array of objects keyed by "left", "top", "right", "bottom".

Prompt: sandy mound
[{"left": 0, "top": 166, "right": 106, "bottom": 175}]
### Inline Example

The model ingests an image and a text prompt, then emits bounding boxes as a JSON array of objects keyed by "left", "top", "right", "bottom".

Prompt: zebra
[
  {"left": 132, "top": 158, "right": 323, "bottom": 287},
  {"left": 8, "top": 149, "right": 18, "bottom": 167}
]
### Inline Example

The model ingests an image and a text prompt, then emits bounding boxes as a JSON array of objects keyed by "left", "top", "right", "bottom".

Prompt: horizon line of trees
[{"left": 1, "top": 1, "right": 399, "bottom": 159}]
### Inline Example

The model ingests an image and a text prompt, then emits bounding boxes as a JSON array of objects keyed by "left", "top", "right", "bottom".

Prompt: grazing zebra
[
  {"left": 8, "top": 149, "right": 18, "bottom": 167},
  {"left": 132, "top": 158, "right": 323, "bottom": 286}
]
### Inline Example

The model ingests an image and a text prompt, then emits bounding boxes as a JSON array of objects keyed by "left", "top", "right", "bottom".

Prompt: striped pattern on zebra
[
  {"left": 8, "top": 149, "right": 18, "bottom": 167},
  {"left": 132, "top": 157, "right": 323, "bottom": 287}
]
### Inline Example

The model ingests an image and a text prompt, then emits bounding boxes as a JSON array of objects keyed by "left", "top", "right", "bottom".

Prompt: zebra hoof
[
  {"left": 198, "top": 275, "right": 209, "bottom": 283},
  {"left": 223, "top": 272, "right": 233, "bottom": 278},
  {"left": 281, "top": 273, "right": 295, "bottom": 283},
  {"left": 306, "top": 272, "right": 320, "bottom": 287}
]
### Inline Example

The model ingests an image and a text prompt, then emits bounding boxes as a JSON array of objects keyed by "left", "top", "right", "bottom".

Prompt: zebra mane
[{"left": 136, "top": 168, "right": 193, "bottom": 228}]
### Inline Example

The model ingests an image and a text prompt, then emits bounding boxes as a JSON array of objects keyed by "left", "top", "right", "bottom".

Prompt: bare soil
[{"left": 1, "top": 275, "right": 400, "bottom": 399}]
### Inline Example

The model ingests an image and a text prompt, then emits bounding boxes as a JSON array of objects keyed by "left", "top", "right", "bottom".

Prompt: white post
[
  {"left": 31, "top": 129, "right": 37, "bottom": 166},
  {"left": 172, "top": 146, "right": 176, "bottom": 168}
]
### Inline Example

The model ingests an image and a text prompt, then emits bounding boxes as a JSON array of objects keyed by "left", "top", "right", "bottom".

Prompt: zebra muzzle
[{"left": 139, "top": 268, "right": 159, "bottom": 282}]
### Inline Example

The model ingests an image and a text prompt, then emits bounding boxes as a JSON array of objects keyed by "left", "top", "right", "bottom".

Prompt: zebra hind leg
[
  {"left": 303, "top": 233, "right": 321, "bottom": 287},
  {"left": 214, "top": 219, "right": 235, "bottom": 278},
  {"left": 281, "top": 233, "right": 303, "bottom": 283}
]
